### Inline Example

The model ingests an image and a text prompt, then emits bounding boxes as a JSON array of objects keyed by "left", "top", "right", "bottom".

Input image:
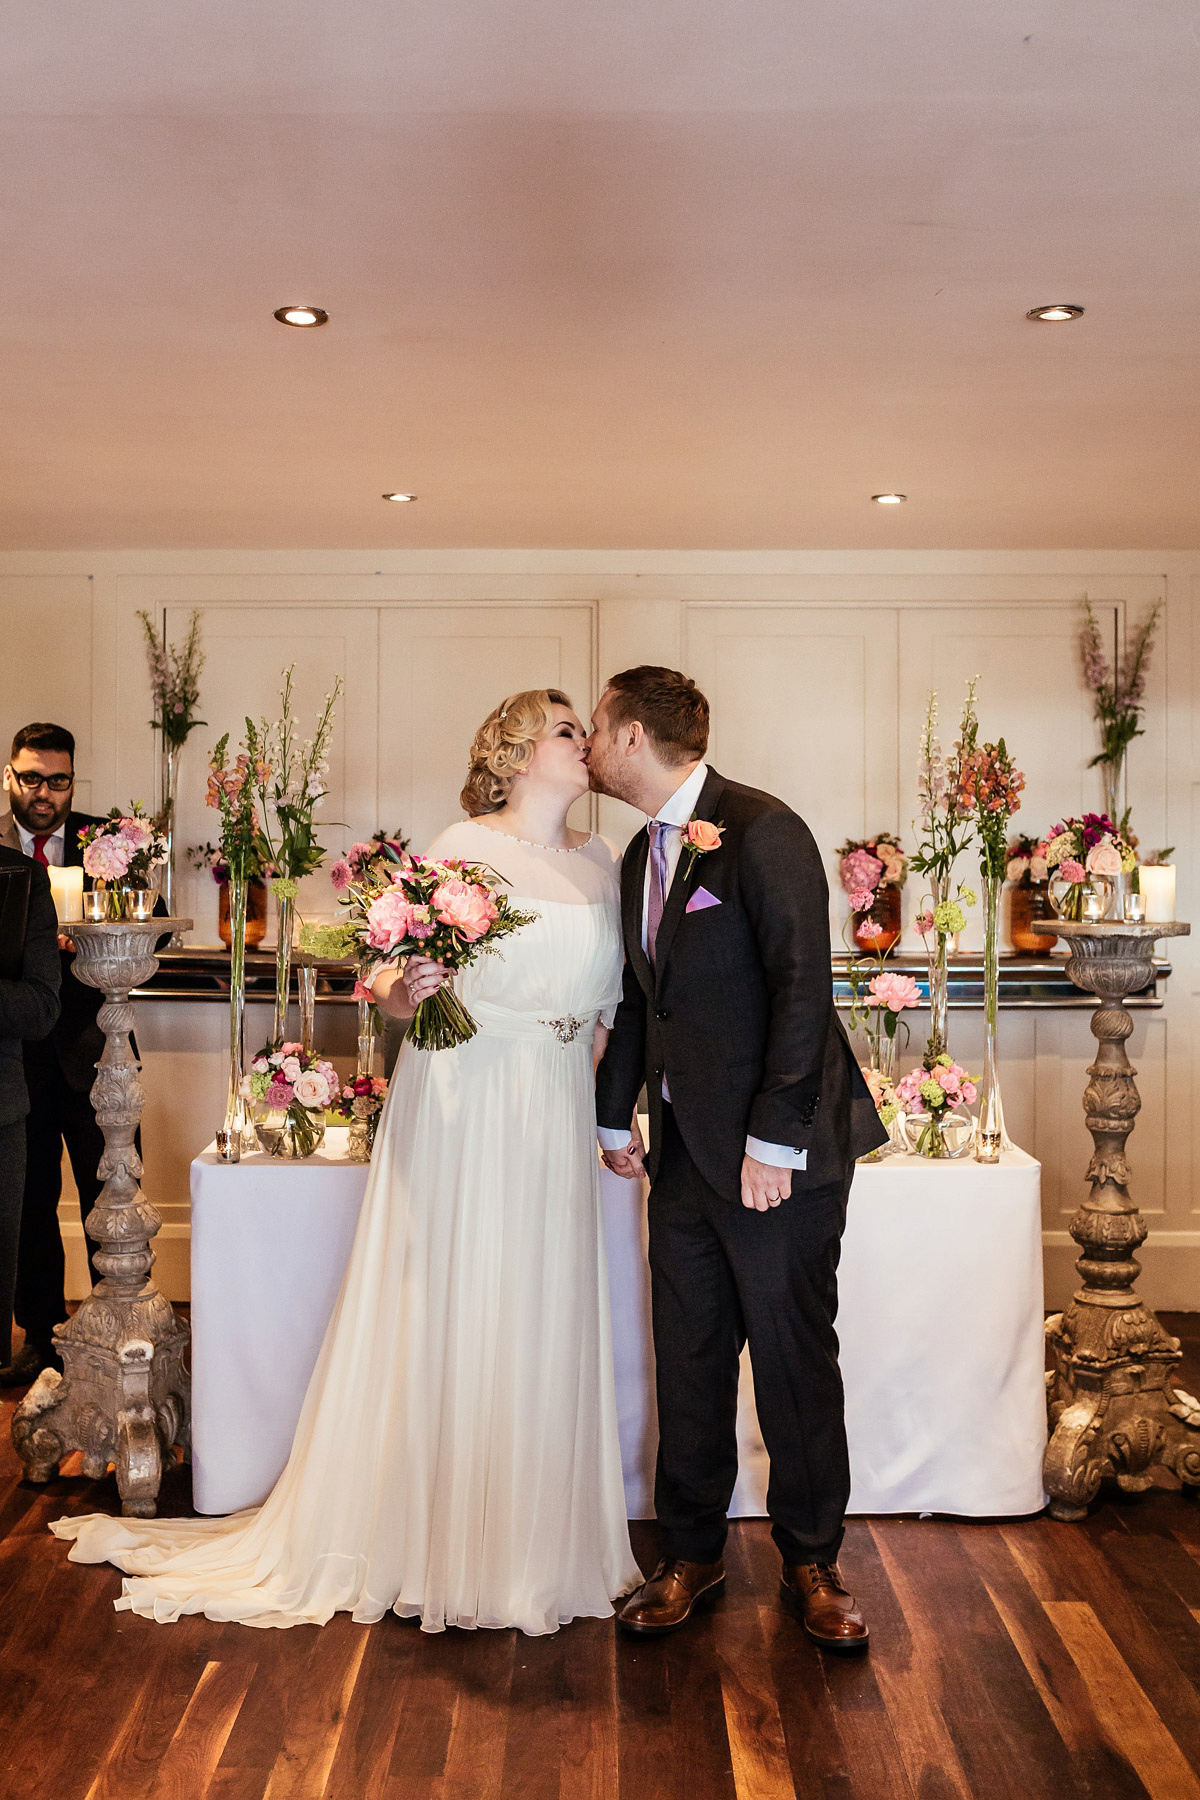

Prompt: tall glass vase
[
  {"left": 926, "top": 873, "right": 950, "bottom": 1060},
  {"left": 356, "top": 972, "right": 376, "bottom": 1081},
  {"left": 296, "top": 958, "right": 317, "bottom": 1056},
  {"left": 1102, "top": 752, "right": 1126, "bottom": 832},
  {"left": 272, "top": 889, "right": 295, "bottom": 1048},
  {"left": 975, "top": 871, "right": 1010, "bottom": 1162},
  {"left": 217, "top": 871, "right": 252, "bottom": 1161},
  {"left": 159, "top": 740, "right": 184, "bottom": 948}
]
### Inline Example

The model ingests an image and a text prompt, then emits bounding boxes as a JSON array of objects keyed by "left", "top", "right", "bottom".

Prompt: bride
[{"left": 52, "top": 689, "right": 641, "bottom": 1634}]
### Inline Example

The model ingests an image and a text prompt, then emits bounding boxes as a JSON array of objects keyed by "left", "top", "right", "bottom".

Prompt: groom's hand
[
  {"left": 740, "top": 1155, "right": 792, "bottom": 1211},
  {"left": 601, "top": 1118, "right": 646, "bottom": 1180}
]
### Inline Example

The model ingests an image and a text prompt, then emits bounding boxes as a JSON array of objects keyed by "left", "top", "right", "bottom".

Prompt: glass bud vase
[
  {"left": 975, "top": 872, "right": 1010, "bottom": 1163},
  {"left": 925, "top": 873, "right": 951, "bottom": 1060},
  {"left": 272, "top": 888, "right": 295, "bottom": 1049},
  {"left": 296, "top": 958, "right": 317, "bottom": 1057},
  {"left": 217, "top": 870, "right": 253, "bottom": 1161},
  {"left": 160, "top": 740, "right": 184, "bottom": 948},
  {"left": 356, "top": 972, "right": 376, "bottom": 1081}
]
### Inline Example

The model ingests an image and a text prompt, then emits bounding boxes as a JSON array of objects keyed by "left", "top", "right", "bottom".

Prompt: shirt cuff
[
  {"left": 745, "top": 1135, "right": 808, "bottom": 1170},
  {"left": 597, "top": 1125, "right": 634, "bottom": 1150}
]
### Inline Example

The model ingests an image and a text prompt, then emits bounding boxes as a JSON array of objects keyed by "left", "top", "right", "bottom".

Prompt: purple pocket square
[{"left": 686, "top": 886, "right": 721, "bottom": 913}]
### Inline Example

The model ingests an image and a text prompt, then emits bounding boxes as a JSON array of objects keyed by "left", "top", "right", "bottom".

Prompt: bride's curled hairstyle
[{"left": 460, "top": 688, "right": 573, "bottom": 817}]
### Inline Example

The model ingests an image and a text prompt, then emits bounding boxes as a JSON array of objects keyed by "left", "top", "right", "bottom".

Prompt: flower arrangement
[
  {"left": 1044, "top": 813, "right": 1136, "bottom": 921},
  {"left": 337, "top": 853, "right": 538, "bottom": 1051},
  {"left": 954, "top": 709, "right": 1025, "bottom": 884},
  {"left": 1080, "top": 598, "right": 1161, "bottom": 829},
  {"left": 138, "top": 610, "right": 206, "bottom": 748},
  {"left": 77, "top": 806, "right": 167, "bottom": 888},
  {"left": 837, "top": 833, "right": 907, "bottom": 950},
  {"left": 1006, "top": 834, "right": 1050, "bottom": 885},
  {"left": 909, "top": 684, "right": 979, "bottom": 1059},
  {"left": 251, "top": 666, "right": 344, "bottom": 893},
  {"left": 844, "top": 940, "right": 921, "bottom": 1078},
  {"left": 895, "top": 1054, "right": 979, "bottom": 1158},
  {"left": 331, "top": 1073, "right": 389, "bottom": 1155},
  {"left": 206, "top": 729, "right": 267, "bottom": 882},
  {"left": 861, "top": 1065, "right": 900, "bottom": 1137},
  {"left": 241, "top": 1040, "right": 339, "bottom": 1158}
]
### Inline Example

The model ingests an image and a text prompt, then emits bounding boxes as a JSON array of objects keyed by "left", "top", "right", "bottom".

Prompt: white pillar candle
[
  {"left": 47, "top": 865, "right": 84, "bottom": 922},
  {"left": 1137, "top": 864, "right": 1176, "bottom": 923}
]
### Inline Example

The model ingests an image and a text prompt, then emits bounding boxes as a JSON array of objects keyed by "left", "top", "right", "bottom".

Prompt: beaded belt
[{"left": 467, "top": 1001, "right": 597, "bottom": 1044}]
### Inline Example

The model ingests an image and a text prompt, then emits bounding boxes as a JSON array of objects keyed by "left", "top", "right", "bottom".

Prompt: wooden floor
[{"left": 2, "top": 1318, "right": 1199, "bottom": 1800}]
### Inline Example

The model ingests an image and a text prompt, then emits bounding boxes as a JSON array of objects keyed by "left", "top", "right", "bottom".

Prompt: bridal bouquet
[
  {"left": 337, "top": 853, "right": 538, "bottom": 1051},
  {"left": 78, "top": 806, "right": 167, "bottom": 889}
]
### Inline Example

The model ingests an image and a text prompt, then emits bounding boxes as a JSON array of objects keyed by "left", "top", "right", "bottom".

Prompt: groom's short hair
[{"left": 603, "top": 667, "right": 709, "bottom": 765}]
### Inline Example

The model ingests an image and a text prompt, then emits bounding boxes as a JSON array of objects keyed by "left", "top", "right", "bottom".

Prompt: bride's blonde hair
[{"left": 460, "top": 688, "right": 574, "bottom": 817}]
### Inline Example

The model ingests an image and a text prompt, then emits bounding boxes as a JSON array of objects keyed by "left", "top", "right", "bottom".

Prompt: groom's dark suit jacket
[{"left": 596, "top": 767, "right": 886, "bottom": 1202}]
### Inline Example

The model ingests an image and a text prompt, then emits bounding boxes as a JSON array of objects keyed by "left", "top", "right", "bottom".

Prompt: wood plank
[
  {"left": 319, "top": 1618, "right": 415, "bottom": 1800},
  {"left": 559, "top": 1615, "right": 618, "bottom": 1800},
  {"left": 82, "top": 1632, "right": 214, "bottom": 1800},
  {"left": 143, "top": 1659, "right": 253, "bottom": 1800},
  {"left": 261, "top": 1624, "right": 369, "bottom": 1800},
  {"left": 395, "top": 1627, "right": 516, "bottom": 1800},
  {"left": 866, "top": 1525, "right": 974, "bottom": 1800},
  {"left": 498, "top": 1624, "right": 567, "bottom": 1800},
  {"left": 1045, "top": 1601, "right": 1200, "bottom": 1800},
  {"left": 387, "top": 1625, "right": 465, "bottom": 1790}
]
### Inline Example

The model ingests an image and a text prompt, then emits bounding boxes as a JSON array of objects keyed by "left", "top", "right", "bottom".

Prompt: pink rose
[
  {"left": 280, "top": 1055, "right": 303, "bottom": 1084},
  {"left": 914, "top": 910, "right": 935, "bottom": 936},
  {"left": 869, "top": 972, "right": 921, "bottom": 1012},
  {"left": 293, "top": 1069, "right": 331, "bottom": 1109},
  {"left": 934, "top": 1064, "right": 960, "bottom": 1093},
  {"left": 352, "top": 978, "right": 376, "bottom": 1003},
  {"left": 1059, "top": 859, "right": 1086, "bottom": 885},
  {"left": 847, "top": 888, "right": 875, "bottom": 913},
  {"left": 279, "top": 1041, "right": 304, "bottom": 1055},
  {"left": 960, "top": 1082, "right": 977, "bottom": 1105},
  {"left": 432, "top": 878, "right": 498, "bottom": 942},
  {"left": 366, "top": 889, "right": 415, "bottom": 951},
  {"left": 685, "top": 819, "right": 724, "bottom": 852},
  {"left": 1086, "top": 839, "right": 1122, "bottom": 878},
  {"left": 329, "top": 858, "right": 352, "bottom": 892}
]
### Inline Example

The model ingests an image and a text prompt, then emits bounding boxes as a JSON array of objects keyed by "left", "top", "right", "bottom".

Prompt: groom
[{"left": 588, "top": 666, "right": 885, "bottom": 1650}]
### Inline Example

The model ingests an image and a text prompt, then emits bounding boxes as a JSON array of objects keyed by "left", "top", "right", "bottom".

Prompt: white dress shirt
[
  {"left": 17, "top": 820, "right": 67, "bottom": 865},
  {"left": 597, "top": 764, "right": 805, "bottom": 1171}
]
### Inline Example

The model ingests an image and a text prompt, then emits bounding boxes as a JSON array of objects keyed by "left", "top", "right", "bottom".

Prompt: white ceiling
[{"left": 3, "top": 0, "right": 1199, "bottom": 549}]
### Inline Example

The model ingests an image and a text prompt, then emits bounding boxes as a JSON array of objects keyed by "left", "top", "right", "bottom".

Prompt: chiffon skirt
[{"left": 51, "top": 1024, "right": 641, "bottom": 1633}]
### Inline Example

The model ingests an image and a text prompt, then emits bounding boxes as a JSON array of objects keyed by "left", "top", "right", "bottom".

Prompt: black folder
[{"left": 0, "top": 863, "right": 32, "bottom": 982}]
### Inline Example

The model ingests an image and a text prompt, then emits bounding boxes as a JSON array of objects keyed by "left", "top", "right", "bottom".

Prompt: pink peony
[
  {"left": 83, "top": 834, "right": 134, "bottom": 881},
  {"left": 869, "top": 972, "right": 921, "bottom": 1012},
  {"left": 1086, "top": 838, "right": 1122, "bottom": 878},
  {"left": 432, "top": 878, "right": 498, "bottom": 942},
  {"left": 847, "top": 888, "right": 875, "bottom": 913},
  {"left": 841, "top": 848, "right": 884, "bottom": 897},
  {"left": 329, "top": 858, "right": 352, "bottom": 892},
  {"left": 1059, "top": 859, "right": 1086, "bottom": 884},
  {"left": 366, "top": 889, "right": 415, "bottom": 951}
]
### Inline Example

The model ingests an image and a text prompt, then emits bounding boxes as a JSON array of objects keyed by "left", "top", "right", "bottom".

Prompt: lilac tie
[{"left": 646, "top": 820, "right": 669, "bottom": 966}]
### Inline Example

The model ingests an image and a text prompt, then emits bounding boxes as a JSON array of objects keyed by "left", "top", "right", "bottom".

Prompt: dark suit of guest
[
  {"left": 0, "top": 808, "right": 107, "bottom": 1353},
  {"left": 595, "top": 766, "right": 885, "bottom": 1569},
  {"left": 0, "top": 848, "right": 61, "bottom": 1367}
]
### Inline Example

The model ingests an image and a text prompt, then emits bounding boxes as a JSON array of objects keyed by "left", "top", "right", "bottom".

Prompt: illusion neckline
[{"left": 464, "top": 821, "right": 595, "bottom": 856}]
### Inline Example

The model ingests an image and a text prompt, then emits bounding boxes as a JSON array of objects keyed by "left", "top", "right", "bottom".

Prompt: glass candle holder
[
  {"left": 124, "top": 889, "right": 156, "bottom": 922},
  {"left": 81, "top": 889, "right": 110, "bottom": 922},
  {"left": 1123, "top": 891, "right": 1146, "bottom": 923}
]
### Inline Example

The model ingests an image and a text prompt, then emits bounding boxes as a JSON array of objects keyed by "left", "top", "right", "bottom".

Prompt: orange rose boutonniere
[{"left": 680, "top": 815, "right": 725, "bottom": 879}]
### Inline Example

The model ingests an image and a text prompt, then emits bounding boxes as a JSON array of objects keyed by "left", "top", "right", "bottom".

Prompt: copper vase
[{"left": 218, "top": 878, "right": 267, "bottom": 948}]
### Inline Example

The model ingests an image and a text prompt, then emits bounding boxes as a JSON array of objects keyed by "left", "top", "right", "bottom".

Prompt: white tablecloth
[{"left": 191, "top": 1131, "right": 1047, "bottom": 1519}]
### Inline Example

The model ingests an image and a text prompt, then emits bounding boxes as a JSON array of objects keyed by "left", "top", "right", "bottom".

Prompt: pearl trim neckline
[{"left": 465, "top": 822, "right": 594, "bottom": 855}]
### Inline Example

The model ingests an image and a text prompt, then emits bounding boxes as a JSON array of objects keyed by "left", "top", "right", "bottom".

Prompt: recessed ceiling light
[
  {"left": 1026, "top": 304, "right": 1084, "bottom": 322},
  {"left": 871, "top": 493, "right": 907, "bottom": 504},
  {"left": 273, "top": 305, "right": 329, "bottom": 327},
  {"left": 382, "top": 492, "right": 417, "bottom": 503}
]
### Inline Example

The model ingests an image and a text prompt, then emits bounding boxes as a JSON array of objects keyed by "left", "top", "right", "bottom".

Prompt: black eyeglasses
[{"left": 11, "top": 771, "right": 73, "bottom": 793}]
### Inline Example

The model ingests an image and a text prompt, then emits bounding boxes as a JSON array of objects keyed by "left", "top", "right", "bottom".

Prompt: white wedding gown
[{"left": 52, "top": 823, "right": 641, "bottom": 1634}]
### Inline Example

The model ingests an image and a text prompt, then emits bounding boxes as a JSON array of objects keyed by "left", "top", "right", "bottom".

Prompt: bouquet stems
[{"left": 407, "top": 985, "right": 478, "bottom": 1052}]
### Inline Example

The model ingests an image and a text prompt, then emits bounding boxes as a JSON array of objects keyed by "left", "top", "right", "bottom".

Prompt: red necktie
[{"left": 31, "top": 834, "right": 51, "bottom": 867}]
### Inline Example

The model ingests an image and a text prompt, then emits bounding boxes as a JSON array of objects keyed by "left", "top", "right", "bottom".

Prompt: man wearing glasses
[{"left": 0, "top": 723, "right": 105, "bottom": 1386}]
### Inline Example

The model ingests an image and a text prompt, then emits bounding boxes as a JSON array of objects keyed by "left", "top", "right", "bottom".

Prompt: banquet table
[{"left": 190, "top": 1130, "right": 1047, "bottom": 1520}]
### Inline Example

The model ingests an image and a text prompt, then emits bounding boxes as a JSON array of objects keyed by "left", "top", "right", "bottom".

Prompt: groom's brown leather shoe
[
  {"left": 780, "top": 1562, "right": 869, "bottom": 1651},
  {"left": 616, "top": 1558, "right": 725, "bottom": 1635}
]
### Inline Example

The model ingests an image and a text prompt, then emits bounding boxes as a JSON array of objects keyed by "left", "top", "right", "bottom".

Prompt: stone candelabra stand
[
  {"left": 1033, "top": 919, "right": 1199, "bottom": 1519},
  {"left": 12, "top": 918, "right": 193, "bottom": 1518}
]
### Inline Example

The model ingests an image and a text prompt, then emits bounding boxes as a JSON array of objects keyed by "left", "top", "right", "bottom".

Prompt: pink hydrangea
[
  {"left": 869, "top": 972, "right": 921, "bottom": 1012},
  {"left": 366, "top": 889, "right": 415, "bottom": 951},
  {"left": 83, "top": 834, "right": 134, "bottom": 881},
  {"left": 841, "top": 848, "right": 884, "bottom": 897},
  {"left": 432, "top": 878, "right": 498, "bottom": 942}
]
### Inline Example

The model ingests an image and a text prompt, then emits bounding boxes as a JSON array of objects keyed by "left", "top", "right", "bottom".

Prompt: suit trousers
[
  {"left": 16, "top": 1040, "right": 105, "bottom": 1346},
  {"left": 648, "top": 1103, "right": 853, "bottom": 1568},
  {"left": 0, "top": 1119, "right": 27, "bottom": 1367}
]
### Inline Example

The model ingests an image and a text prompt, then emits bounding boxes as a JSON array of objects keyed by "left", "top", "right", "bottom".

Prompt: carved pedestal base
[
  {"left": 1034, "top": 920, "right": 1199, "bottom": 1520},
  {"left": 11, "top": 919, "right": 192, "bottom": 1517}
]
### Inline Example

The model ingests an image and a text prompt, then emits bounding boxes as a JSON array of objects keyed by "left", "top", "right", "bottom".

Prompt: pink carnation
[
  {"left": 858, "top": 921, "right": 884, "bottom": 940},
  {"left": 841, "top": 848, "right": 884, "bottom": 898},
  {"left": 847, "top": 888, "right": 875, "bottom": 913},
  {"left": 366, "top": 889, "right": 415, "bottom": 951},
  {"left": 329, "top": 858, "right": 352, "bottom": 892},
  {"left": 1059, "top": 859, "right": 1086, "bottom": 884},
  {"left": 869, "top": 972, "right": 921, "bottom": 1012},
  {"left": 432, "top": 877, "right": 498, "bottom": 942},
  {"left": 83, "top": 834, "right": 134, "bottom": 881},
  {"left": 348, "top": 842, "right": 375, "bottom": 862},
  {"left": 265, "top": 1080, "right": 293, "bottom": 1108}
]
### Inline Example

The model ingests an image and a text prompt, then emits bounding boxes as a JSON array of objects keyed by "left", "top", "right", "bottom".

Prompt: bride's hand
[
  {"left": 601, "top": 1117, "right": 646, "bottom": 1181},
  {"left": 403, "top": 956, "right": 448, "bottom": 1007}
]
